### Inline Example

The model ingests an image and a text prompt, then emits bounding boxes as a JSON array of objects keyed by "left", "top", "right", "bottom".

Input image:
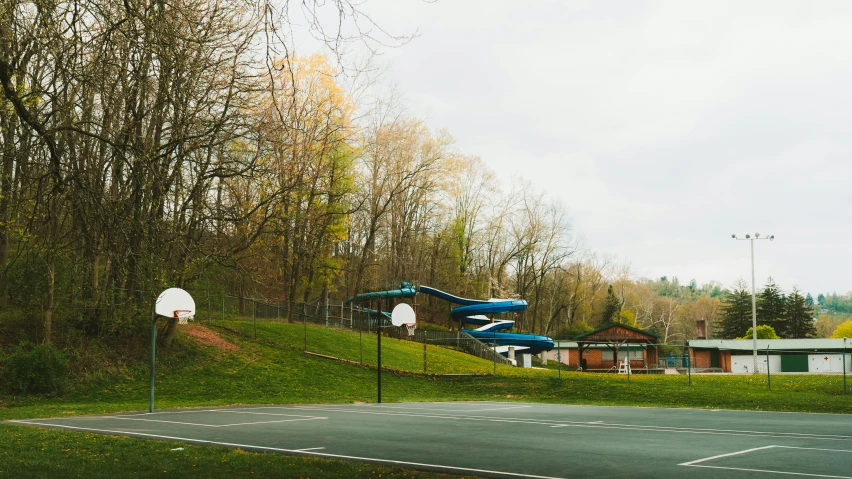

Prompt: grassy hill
[{"left": 1, "top": 319, "right": 851, "bottom": 478}]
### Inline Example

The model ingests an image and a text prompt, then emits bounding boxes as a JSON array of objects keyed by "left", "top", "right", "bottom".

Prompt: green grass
[
  {"left": 222, "top": 319, "right": 510, "bottom": 375},
  {"left": 0, "top": 424, "right": 468, "bottom": 479},
  {"left": 1, "top": 319, "right": 851, "bottom": 478}
]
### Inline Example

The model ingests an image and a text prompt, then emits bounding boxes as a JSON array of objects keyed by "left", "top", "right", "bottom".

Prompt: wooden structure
[{"left": 573, "top": 323, "right": 661, "bottom": 371}]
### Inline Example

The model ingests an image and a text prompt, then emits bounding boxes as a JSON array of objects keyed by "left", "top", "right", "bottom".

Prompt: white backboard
[
  {"left": 155, "top": 288, "right": 196, "bottom": 319},
  {"left": 390, "top": 303, "right": 416, "bottom": 327}
]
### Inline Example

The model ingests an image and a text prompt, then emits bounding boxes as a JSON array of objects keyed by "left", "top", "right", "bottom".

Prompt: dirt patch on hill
[{"left": 184, "top": 323, "right": 240, "bottom": 352}]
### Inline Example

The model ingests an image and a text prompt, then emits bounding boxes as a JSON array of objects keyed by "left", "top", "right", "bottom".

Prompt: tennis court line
[
  {"left": 684, "top": 465, "right": 852, "bottom": 478},
  {"left": 680, "top": 445, "right": 852, "bottom": 479},
  {"left": 206, "top": 410, "right": 324, "bottom": 418},
  {"left": 107, "top": 416, "right": 326, "bottom": 428},
  {"left": 679, "top": 445, "right": 777, "bottom": 466},
  {"left": 364, "top": 404, "right": 533, "bottom": 413},
  {"left": 7, "top": 420, "right": 569, "bottom": 479},
  {"left": 253, "top": 405, "right": 852, "bottom": 442},
  {"left": 547, "top": 422, "right": 852, "bottom": 441}
]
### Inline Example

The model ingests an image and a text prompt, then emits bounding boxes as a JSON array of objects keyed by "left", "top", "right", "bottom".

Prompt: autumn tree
[{"left": 831, "top": 320, "right": 852, "bottom": 338}]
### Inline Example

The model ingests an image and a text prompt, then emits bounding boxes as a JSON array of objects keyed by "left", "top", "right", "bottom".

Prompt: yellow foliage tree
[{"left": 831, "top": 320, "right": 852, "bottom": 338}]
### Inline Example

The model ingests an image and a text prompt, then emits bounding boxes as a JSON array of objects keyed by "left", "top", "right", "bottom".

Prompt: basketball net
[
  {"left": 174, "top": 310, "right": 194, "bottom": 325},
  {"left": 405, "top": 323, "right": 415, "bottom": 337}
]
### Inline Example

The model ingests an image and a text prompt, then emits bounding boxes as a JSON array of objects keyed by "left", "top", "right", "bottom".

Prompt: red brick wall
[
  {"left": 693, "top": 350, "right": 711, "bottom": 368},
  {"left": 543, "top": 349, "right": 578, "bottom": 367},
  {"left": 544, "top": 348, "right": 658, "bottom": 369}
]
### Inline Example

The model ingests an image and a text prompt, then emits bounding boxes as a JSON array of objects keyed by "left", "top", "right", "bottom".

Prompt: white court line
[
  {"left": 365, "top": 404, "right": 533, "bottom": 413},
  {"left": 547, "top": 423, "right": 852, "bottom": 441},
  {"left": 7, "top": 421, "right": 568, "bottom": 479},
  {"left": 679, "top": 445, "right": 777, "bottom": 466},
  {"left": 108, "top": 416, "right": 326, "bottom": 428},
  {"left": 294, "top": 447, "right": 325, "bottom": 452},
  {"left": 252, "top": 405, "right": 852, "bottom": 442},
  {"left": 207, "top": 410, "right": 323, "bottom": 418},
  {"left": 772, "top": 446, "right": 852, "bottom": 453},
  {"left": 546, "top": 423, "right": 852, "bottom": 441},
  {"left": 680, "top": 445, "right": 852, "bottom": 479},
  {"left": 118, "top": 410, "right": 221, "bottom": 416},
  {"left": 683, "top": 465, "right": 852, "bottom": 478}
]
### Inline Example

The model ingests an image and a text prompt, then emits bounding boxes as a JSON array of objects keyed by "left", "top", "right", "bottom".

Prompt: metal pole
[
  {"left": 377, "top": 301, "right": 382, "bottom": 404},
  {"left": 303, "top": 304, "right": 307, "bottom": 351},
  {"left": 686, "top": 345, "right": 692, "bottom": 386},
  {"left": 253, "top": 299, "right": 256, "bottom": 339},
  {"left": 493, "top": 331, "right": 497, "bottom": 375},
  {"left": 149, "top": 307, "right": 158, "bottom": 413},
  {"left": 843, "top": 338, "right": 847, "bottom": 394},
  {"left": 766, "top": 345, "right": 771, "bottom": 390},
  {"left": 750, "top": 238, "right": 758, "bottom": 374},
  {"left": 359, "top": 311, "right": 363, "bottom": 365},
  {"left": 627, "top": 348, "right": 631, "bottom": 382},
  {"left": 557, "top": 350, "right": 561, "bottom": 379},
  {"left": 423, "top": 333, "right": 427, "bottom": 373}
]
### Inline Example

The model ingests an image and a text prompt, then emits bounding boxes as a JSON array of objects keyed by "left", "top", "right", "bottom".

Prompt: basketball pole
[
  {"left": 377, "top": 300, "right": 382, "bottom": 404},
  {"left": 149, "top": 305, "right": 158, "bottom": 413}
]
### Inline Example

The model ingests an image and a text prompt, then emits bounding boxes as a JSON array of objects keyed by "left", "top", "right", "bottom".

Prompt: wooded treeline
[{"left": 1, "top": 0, "right": 823, "bottom": 349}]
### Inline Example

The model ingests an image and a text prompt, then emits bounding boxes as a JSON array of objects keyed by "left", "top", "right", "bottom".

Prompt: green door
[
  {"left": 781, "top": 354, "right": 809, "bottom": 372},
  {"left": 710, "top": 350, "right": 720, "bottom": 368}
]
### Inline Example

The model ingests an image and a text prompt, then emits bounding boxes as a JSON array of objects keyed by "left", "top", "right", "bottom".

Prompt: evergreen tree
[
  {"left": 818, "top": 293, "right": 825, "bottom": 305},
  {"left": 805, "top": 293, "right": 814, "bottom": 308},
  {"left": 601, "top": 284, "right": 621, "bottom": 325},
  {"left": 756, "top": 278, "right": 786, "bottom": 336},
  {"left": 716, "top": 281, "right": 753, "bottom": 339},
  {"left": 784, "top": 288, "right": 817, "bottom": 338}
]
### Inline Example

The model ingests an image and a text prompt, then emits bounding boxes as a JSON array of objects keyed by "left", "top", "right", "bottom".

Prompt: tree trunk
[{"left": 44, "top": 257, "right": 55, "bottom": 343}]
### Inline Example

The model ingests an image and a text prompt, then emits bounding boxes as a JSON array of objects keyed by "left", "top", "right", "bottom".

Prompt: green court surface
[{"left": 7, "top": 402, "right": 852, "bottom": 478}]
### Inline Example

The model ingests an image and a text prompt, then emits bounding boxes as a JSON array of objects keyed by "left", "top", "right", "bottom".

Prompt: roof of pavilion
[{"left": 573, "top": 323, "right": 661, "bottom": 344}]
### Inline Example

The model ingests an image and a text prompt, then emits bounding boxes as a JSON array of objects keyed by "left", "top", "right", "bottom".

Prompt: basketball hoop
[
  {"left": 174, "top": 310, "right": 194, "bottom": 325},
  {"left": 404, "top": 323, "right": 416, "bottom": 337}
]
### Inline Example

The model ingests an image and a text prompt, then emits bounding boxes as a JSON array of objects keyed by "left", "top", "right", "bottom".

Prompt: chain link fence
[{"left": 191, "top": 292, "right": 513, "bottom": 373}]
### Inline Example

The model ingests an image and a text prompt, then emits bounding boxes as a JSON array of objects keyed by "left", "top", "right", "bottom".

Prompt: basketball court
[{"left": 7, "top": 402, "right": 852, "bottom": 478}]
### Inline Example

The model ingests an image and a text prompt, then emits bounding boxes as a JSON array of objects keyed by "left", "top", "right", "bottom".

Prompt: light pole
[{"left": 731, "top": 233, "right": 774, "bottom": 374}]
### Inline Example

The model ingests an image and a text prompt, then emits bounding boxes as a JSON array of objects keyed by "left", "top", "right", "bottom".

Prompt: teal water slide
[
  {"left": 417, "top": 285, "right": 554, "bottom": 355},
  {"left": 345, "top": 282, "right": 417, "bottom": 317},
  {"left": 347, "top": 283, "right": 553, "bottom": 355}
]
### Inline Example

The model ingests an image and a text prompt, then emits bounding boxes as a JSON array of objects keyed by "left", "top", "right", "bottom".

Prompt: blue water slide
[
  {"left": 352, "top": 305, "right": 391, "bottom": 319},
  {"left": 346, "top": 282, "right": 417, "bottom": 305},
  {"left": 417, "top": 285, "right": 553, "bottom": 354},
  {"left": 464, "top": 330, "right": 554, "bottom": 355},
  {"left": 416, "top": 286, "right": 490, "bottom": 306},
  {"left": 417, "top": 286, "right": 528, "bottom": 321},
  {"left": 471, "top": 319, "right": 515, "bottom": 332}
]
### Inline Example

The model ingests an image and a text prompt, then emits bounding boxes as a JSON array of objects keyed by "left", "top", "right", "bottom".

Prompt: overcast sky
[{"left": 312, "top": 1, "right": 852, "bottom": 296}]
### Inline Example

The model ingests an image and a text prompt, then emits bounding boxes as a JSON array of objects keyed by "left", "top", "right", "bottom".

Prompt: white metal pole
[{"left": 750, "top": 237, "right": 758, "bottom": 374}]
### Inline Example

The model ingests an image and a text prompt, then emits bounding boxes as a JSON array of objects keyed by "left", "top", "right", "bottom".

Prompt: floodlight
[
  {"left": 745, "top": 234, "right": 750, "bottom": 239},
  {"left": 770, "top": 235, "right": 774, "bottom": 241},
  {"left": 731, "top": 234, "right": 736, "bottom": 239},
  {"left": 755, "top": 233, "right": 760, "bottom": 238}
]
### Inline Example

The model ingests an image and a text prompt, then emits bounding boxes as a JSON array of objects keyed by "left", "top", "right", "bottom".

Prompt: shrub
[
  {"left": 0, "top": 342, "right": 71, "bottom": 396},
  {"left": 737, "top": 324, "right": 780, "bottom": 340}
]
